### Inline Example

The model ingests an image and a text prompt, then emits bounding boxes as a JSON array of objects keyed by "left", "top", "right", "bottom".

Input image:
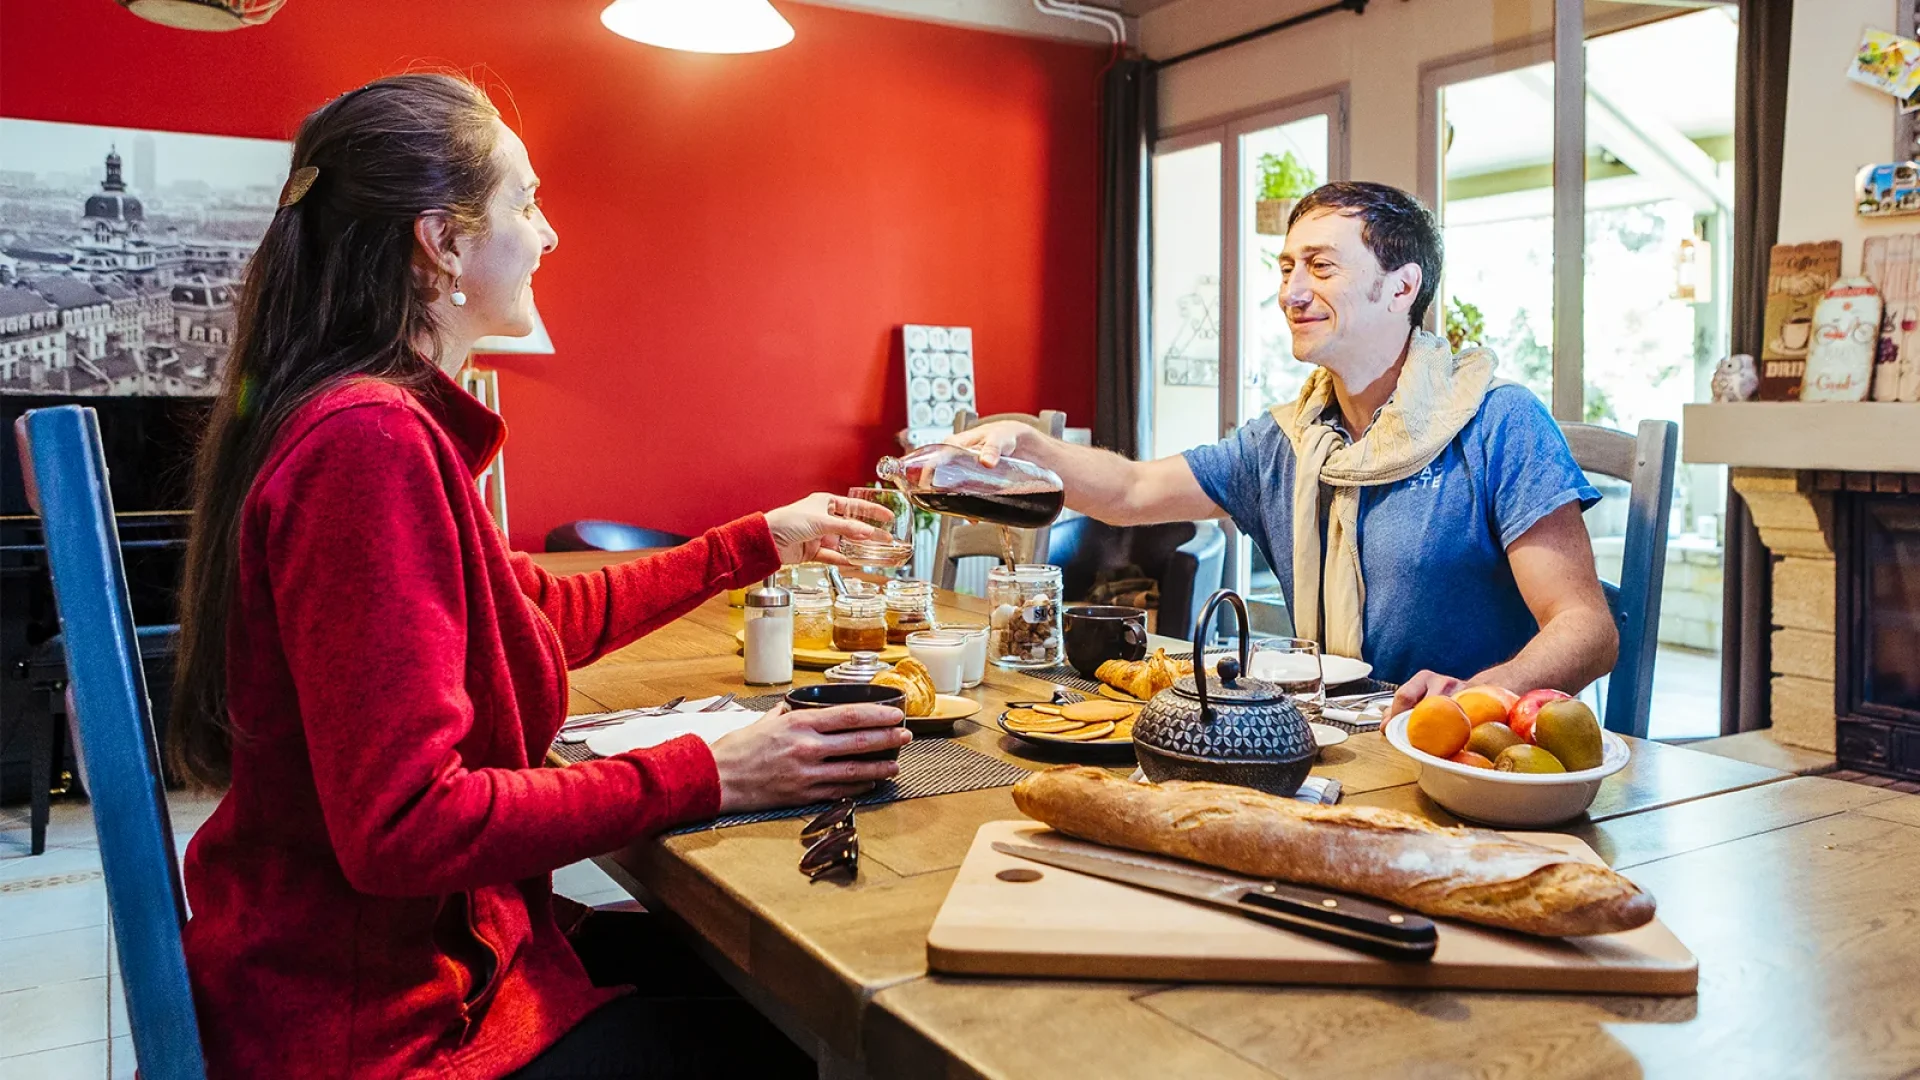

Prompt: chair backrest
[
  {"left": 545, "top": 519, "right": 691, "bottom": 553},
  {"left": 1046, "top": 518, "right": 1228, "bottom": 640},
  {"left": 15, "top": 406, "right": 208, "bottom": 1080},
  {"left": 932, "top": 410, "right": 1068, "bottom": 590},
  {"left": 1559, "top": 418, "right": 1678, "bottom": 739}
]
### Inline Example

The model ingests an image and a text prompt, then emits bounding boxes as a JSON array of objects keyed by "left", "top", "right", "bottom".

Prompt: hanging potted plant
[{"left": 1254, "top": 151, "right": 1319, "bottom": 236}]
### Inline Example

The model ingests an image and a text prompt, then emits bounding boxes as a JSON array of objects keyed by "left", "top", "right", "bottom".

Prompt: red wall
[{"left": 0, "top": 1, "right": 1103, "bottom": 548}]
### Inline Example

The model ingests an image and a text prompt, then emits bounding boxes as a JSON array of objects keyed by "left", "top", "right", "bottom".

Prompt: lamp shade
[
  {"left": 472, "top": 301, "right": 554, "bottom": 354},
  {"left": 599, "top": 0, "right": 794, "bottom": 54}
]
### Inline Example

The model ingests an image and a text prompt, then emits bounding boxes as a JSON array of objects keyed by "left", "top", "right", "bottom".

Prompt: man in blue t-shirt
[{"left": 951, "top": 181, "right": 1616, "bottom": 713}]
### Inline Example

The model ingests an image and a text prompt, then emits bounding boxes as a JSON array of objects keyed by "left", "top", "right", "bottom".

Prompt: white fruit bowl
[{"left": 1384, "top": 713, "right": 1631, "bottom": 827}]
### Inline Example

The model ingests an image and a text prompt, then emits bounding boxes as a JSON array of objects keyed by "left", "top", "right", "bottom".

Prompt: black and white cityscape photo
[{"left": 0, "top": 119, "right": 290, "bottom": 396}]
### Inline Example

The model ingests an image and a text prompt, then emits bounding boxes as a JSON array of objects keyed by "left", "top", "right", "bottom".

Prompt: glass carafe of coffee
[{"left": 874, "top": 444, "right": 1065, "bottom": 529}]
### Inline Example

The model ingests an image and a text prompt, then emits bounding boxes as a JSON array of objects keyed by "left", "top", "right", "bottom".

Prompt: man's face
[{"left": 1276, "top": 210, "right": 1420, "bottom": 374}]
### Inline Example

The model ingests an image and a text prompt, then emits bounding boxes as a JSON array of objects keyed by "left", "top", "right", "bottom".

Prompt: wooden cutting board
[{"left": 927, "top": 821, "right": 1697, "bottom": 995}]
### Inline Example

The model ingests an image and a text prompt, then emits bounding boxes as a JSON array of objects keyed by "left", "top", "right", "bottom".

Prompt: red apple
[{"left": 1509, "top": 688, "right": 1573, "bottom": 743}]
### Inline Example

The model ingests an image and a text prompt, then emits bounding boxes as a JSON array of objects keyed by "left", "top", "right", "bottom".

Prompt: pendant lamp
[{"left": 599, "top": 0, "right": 794, "bottom": 54}]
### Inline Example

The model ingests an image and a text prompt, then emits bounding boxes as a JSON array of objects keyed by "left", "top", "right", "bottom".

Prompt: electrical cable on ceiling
[{"left": 1032, "top": 0, "right": 1127, "bottom": 48}]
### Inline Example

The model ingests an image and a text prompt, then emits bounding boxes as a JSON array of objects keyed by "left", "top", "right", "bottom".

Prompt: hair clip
[{"left": 279, "top": 166, "right": 319, "bottom": 208}]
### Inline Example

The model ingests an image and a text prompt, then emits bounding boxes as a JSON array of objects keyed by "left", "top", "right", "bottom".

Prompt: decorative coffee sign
[
  {"left": 1758, "top": 241, "right": 1843, "bottom": 400},
  {"left": 1800, "top": 278, "right": 1880, "bottom": 402}
]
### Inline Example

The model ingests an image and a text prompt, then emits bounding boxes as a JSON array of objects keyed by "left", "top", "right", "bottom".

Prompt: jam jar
[
  {"left": 884, "top": 579, "right": 936, "bottom": 645},
  {"left": 987, "top": 564, "right": 1062, "bottom": 668},
  {"left": 832, "top": 592, "right": 888, "bottom": 653},
  {"left": 791, "top": 586, "right": 834, "bottom": 651}
]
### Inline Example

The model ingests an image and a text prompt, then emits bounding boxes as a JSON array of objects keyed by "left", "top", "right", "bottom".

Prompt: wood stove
[{"left": 1835, "top": 490, "right": 1920, "bottom": 777}]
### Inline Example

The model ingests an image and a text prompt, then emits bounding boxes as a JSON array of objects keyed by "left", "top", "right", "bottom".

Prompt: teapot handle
[{"left": 1190, "top": 589, "right": 1251, "bottom": 723}]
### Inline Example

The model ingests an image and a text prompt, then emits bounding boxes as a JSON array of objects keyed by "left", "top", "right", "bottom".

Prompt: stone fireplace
[{"left": 1689, "top": 401, "right": 1920, "bottom": 767}]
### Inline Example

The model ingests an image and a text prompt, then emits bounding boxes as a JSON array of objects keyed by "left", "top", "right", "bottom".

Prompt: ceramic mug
[
  {"left": 1062, "top": 604, "right": 1149, "bottom": 678},
  {"left": 785, "top": 683, "right": 905, "bottom": 761}
]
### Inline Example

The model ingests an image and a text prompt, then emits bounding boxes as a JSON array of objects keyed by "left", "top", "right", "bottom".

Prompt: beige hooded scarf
[{"left": 1268, "top": 329, "right": 1498, "bottom": 659}]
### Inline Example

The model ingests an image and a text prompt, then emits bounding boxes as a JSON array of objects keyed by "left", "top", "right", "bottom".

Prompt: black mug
[
  {"left": 1062, "top": 604, "right": 1149, "bottom": 678},
  {"left": 784, "top": 683, "right": 906, "bottom": 761}
]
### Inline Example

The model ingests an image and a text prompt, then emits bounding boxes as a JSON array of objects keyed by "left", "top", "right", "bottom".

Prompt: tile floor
[{"left": 0, "top": 794, "right": 624, "bottom": 1078}]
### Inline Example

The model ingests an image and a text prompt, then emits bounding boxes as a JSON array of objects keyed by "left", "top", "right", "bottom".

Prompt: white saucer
[{"left": 1309, "top": 722, "right": 1348, "bottom": 750}]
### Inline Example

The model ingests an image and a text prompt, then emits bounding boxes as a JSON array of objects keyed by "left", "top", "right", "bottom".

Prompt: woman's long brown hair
[{"left": 170, "top": 73, "right": 503, "bottom": 787}]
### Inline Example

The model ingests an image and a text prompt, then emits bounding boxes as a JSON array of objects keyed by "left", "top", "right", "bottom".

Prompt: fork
[{"left": 560, "top": 696, "right": 686, "bottom": 732}]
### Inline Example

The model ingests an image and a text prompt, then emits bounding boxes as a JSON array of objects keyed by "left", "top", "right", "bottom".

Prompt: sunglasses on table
[{"left": 798, "top": 799, "right": 859, "bottom": 882}]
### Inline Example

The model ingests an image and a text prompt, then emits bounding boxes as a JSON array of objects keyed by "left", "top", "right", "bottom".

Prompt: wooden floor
[{"left": 1828, "top": 769, "right": 1920, "bottom": 795}]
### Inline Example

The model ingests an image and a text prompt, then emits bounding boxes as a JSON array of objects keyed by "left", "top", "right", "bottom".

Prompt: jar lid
[
  {"left": 746, "top": 577, "right": 790, "bottom": 608},
  {"left": 824, "top": 652, "right": 893, "bottom": 683}
]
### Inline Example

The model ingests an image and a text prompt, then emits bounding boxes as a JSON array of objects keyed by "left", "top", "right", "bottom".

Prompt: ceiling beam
[{"left": 1513, "top": 67, "right": 1732, "bottom": 215}]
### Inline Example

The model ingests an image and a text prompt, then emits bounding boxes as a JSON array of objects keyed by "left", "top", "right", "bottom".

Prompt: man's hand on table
[{"left": 710, "top": 703, "right": 910, "bottom": 812}]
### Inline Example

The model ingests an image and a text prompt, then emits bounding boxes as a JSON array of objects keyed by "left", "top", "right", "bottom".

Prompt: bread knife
[{"left": 991, "top": 841, "right": 1437, "bottom": 962}]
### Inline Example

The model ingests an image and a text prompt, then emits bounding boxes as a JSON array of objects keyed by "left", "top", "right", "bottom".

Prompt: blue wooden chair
[
  {"left": 15, "top": 406, "right": 208, "bottom": 1080},
  {"left": 1561, "top": 419, "right": 1679, "bottom": 739}
]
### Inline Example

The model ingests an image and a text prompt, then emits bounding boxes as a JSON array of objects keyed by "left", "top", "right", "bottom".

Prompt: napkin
[
  {"left": 1127, "top": 769, "right": 1342, "bottom": 805},
  {"left": 583, "top": 696, "right": 763, "bottom": 758}
]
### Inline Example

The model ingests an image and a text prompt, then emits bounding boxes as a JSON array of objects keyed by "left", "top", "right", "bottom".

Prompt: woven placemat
[{"left": 551, "top": 713, "right": 1029, "bottom": 833}]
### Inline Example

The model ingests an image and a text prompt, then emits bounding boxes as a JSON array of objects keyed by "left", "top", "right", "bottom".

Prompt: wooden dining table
[{"left": 536, "top": 552, "right": 1920, "bottom": 1080}]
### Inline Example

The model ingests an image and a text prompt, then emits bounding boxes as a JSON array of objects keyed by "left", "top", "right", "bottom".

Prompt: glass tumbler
[{"left": 1251, "top": 637, "right": 1325, "bottom": 720}]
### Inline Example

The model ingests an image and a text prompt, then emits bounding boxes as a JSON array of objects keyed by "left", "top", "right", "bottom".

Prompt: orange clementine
[
  {"left": 1406, "top": 696, "right": 1472, "bottom": 759},
  {"left": 1453, "top": 685, "right": 1520, "bottom": 727},
  {"left": 1449, "top": 750, "right": 1495, "bottom": 769}
]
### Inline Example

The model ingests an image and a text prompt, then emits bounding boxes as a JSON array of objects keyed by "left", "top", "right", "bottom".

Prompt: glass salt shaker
[{"left": 742, "top": 577, "right": 793, "bottom": 685}]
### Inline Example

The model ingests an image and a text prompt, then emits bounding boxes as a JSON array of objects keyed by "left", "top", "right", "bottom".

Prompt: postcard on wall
[
  {"left": 1849, "top": 29, "right": 1920, "bottom": 99},
  {"left": 1856, "top": 162, "right": 1920, "bottom": 217},
  {"left": 1799, "top": 277, "right": 1880, "bottom": 402},
  {"left": 1758, "top": 241, "right": 1843, "bottom": 400}
]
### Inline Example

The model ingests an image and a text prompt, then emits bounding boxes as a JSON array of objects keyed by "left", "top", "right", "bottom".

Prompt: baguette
[{"left": 1011, "top": 766, "right": 1654, "bottom": 938}]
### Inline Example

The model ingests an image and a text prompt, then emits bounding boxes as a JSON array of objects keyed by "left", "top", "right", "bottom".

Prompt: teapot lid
[{"left": 1174, "top": 655, "right": 1287, "bottom": 705}]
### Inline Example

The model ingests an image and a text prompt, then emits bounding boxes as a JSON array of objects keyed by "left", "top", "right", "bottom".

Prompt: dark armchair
[
  {"left": 544, "top": 520, "right": 691, "bottom": 553},
  {"left": 1048, "top": 518, "right": 1226, "bottom": 641}
]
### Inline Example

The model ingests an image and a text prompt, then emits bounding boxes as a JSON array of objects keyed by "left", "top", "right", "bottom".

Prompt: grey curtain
[
  {"left": 1094, "top": 58, "right": 1154, "bottom": 459},
  {"left": 1722, "top": 0, "right": 1793, "bottom": 735}
]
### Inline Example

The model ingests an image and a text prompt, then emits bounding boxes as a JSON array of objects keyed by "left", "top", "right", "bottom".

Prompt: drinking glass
[
  {"left": 1251, "top": 638, "right": 1325, "bottom": 720},
  {"left": 840, "top": 487, "right": 914, "bottom": 568}
]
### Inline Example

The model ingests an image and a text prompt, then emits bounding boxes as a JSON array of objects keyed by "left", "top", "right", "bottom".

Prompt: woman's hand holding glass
[{"left": 763, "top": 492, "right": 896, "bottom": 567}]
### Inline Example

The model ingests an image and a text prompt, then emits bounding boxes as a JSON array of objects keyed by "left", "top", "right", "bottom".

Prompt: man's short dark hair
[{"left": 1287, "top": 181, "right": 1443, "bottom": 327}]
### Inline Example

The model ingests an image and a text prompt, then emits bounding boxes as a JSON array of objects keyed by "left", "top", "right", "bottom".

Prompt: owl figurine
[{"left": 1711, "top": 353, "right": 1759, "bottom": 402}]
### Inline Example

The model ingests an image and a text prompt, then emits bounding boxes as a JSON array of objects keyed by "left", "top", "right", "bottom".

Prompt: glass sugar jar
[
  {"left": 884, "top": 579, "right": 935, "bottom": 645},
  {"left": 831, "top": 592, "right": 889, "bottom": 654},
  {"left": 791, "top": 586, "right": 834, "bottom": 651},
  {"left": 987, "top": 564, "right": 1062, "bottom": 669}
]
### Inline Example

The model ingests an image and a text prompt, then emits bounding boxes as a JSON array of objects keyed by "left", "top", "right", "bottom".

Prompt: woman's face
[{"left": 454, "top": 121, "right": 558, "bottom": 340}]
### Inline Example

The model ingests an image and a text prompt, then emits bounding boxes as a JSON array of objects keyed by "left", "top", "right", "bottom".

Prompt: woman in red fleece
[{"left": 168, "top": 73, "right": 908, "bottom": 1078}]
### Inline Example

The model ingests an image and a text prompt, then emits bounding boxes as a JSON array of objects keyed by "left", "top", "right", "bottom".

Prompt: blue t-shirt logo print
[{"left": 1182, "top": 386, "right": 1600, "bottom": 683}]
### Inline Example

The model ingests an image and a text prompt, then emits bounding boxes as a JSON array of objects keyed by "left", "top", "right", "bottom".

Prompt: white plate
[
  {"left": 951, "top": 356, "right": 973, "bottom": 378},
  {"left": 905, "top": 325, "right": 929, "bottom": 350},
  {"left": 933, "top": 402, "right": 956, "bottom": 425},
  {"left": 911, "top": 403, "right": 934, "bottom": 426},
  {"left": 1212, "top": 651, "right": 1372, "bottom": 685},
  {"left": 583, "top": 699, "right": 762, "bottom": 757},
  {"left": 931, "top": 377, "right": 953, "bottom": 401},
  {"left": 909, "top": 350, "right": 930, "bottom": 375},
  {"left": 952, "top": 377, "right": 974, "bottom": 401},
  {"left": 931, "top": 352, "right": 953, "bottom": 376},
  {"left": 928, "top": 327, "right": 950, "bottom": 349},
  {"left": 910, "top": 376, "right": 932, "bottom": 399},
  {"left": 1309, "top": 722, "right": 1347, "bottom": 749},
  {"left": 948, "top": 327, "right": 972, "bottom": 350}
]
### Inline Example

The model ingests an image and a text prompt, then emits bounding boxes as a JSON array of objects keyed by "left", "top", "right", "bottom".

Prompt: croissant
[
  {"left": 873, "top": 657, "right": 937, "bottom": 717},
  {"left": 1096, "top": 649, "right": 1192, "bottom": 700}
]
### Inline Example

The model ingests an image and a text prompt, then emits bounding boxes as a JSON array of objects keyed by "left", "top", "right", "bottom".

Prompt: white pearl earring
[{"left": 450, "top": 275, "right": 467, "bottom": 307}]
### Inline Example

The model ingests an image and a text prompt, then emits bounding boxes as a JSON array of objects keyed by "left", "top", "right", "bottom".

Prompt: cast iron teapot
[{"left": 1132, "top": 589, "right": 1318, "bottom": 796}]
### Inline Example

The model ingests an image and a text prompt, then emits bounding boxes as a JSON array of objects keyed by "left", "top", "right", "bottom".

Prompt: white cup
[
  {"left": 906, "top": 631, "right": 967, "bottom": 695},
  {"left": 950, "top": 625, "right": 989, "bottom": 688}
]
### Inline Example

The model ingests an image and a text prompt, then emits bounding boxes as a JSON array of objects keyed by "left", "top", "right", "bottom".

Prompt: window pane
[{"left": 1149, "top": 142, "right": 1222, "bottom": 461}]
